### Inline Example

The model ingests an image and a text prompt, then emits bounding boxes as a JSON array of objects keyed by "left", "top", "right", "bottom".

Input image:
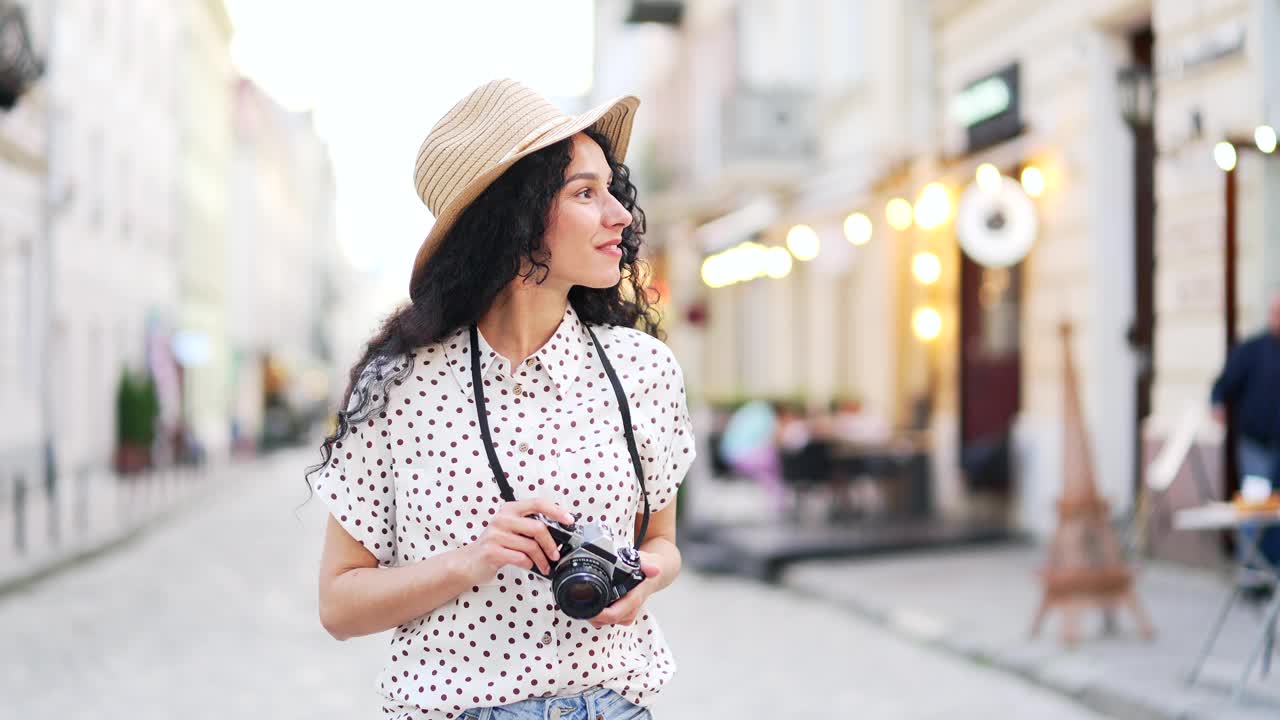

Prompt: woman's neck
[{"left": 476, "top": 281, "right": 569, "bottom": 367}]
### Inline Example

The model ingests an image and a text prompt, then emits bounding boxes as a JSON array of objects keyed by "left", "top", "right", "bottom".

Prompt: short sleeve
[
  {"left": 307, "top": 364, "right": 398, "bottom": 566},
  {"left": 633, "top": 346, "right": 697, "bottom": 514}
]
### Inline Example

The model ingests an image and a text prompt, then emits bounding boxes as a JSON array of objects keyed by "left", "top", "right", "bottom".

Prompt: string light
[
  {"left": 886, "top": 198, "right": 913, "bottom": 231},
  {"left": 1020, "top": 166, "right": 1045, "bottom": 197},
  {"left": 843, "top": 212, "right": 872, "bottom": 246},
  {"left": 912, "top": 307, "right": 942, "bottom": 342},
  {"left": 912, "top": 252, "right": 941, "bottom": 285},
  {"left": 1214, "top": 141, "right": 1238, "bottom": 172},
  {"left": 914, "top": 183, "right": 953, "bottom": 229},
  {"left": 785, "top": 224, "right": 821, "bottom": 261},
  {"left": 976, "top": 163, "right": 1002, "bottom": 193}
]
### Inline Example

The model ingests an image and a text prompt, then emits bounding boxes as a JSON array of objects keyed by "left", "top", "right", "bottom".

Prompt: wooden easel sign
[{"left": 1030, "top": 322, "right": 1155, "bottom": 646}]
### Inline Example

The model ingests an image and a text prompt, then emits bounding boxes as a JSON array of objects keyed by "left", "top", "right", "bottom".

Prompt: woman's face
[{"left": 540, "top": 133, "right": 634, "bottom": 290}]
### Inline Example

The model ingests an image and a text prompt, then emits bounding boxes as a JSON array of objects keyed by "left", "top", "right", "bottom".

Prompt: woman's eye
[{"left": 576, "top": 188, "right": 594, "bottom": 199}]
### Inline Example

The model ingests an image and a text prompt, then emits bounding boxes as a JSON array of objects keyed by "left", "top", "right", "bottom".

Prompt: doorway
[
  {"left": 1127, "top": 25, "right": 1157, "bottom": 496},
  {"left": 959, "top": 255, "right": 1023, "bottom": 495}
]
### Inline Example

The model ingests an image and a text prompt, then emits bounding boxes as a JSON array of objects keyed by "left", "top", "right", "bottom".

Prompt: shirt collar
[{"left": 446, "top": 304, "right": 591, "bottom": 400}]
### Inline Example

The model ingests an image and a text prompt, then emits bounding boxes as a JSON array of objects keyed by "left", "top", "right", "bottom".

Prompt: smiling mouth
[{"left": 597, "top": 240, "right": 623, "bottom": 256}]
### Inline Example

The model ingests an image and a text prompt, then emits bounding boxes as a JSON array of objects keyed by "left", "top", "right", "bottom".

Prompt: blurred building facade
[
  {"left": 1, "top": 0, "right": 342, "bottom": 490},
  {"left": 0, "top": 0, "right": 51, "bottom": 482},
  {"left": 176, "top": 0, "right": 236, "bottom": 459},
  {"left": 41, "top": 0, "right": 186, "bottom": 477},
  {"left": 599, "top": 0, "right": 1280, "bottom": 547},
  {"left": 229, "top": 78, "right": 338, "bottom": 454}
]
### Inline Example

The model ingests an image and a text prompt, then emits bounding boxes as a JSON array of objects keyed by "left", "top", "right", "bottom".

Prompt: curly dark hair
[{"left": 305, "top": 129, "right": 661, "bottom": 484}]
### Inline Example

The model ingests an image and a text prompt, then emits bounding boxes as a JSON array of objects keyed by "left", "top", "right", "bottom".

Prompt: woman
[{"left": 306, "top": 79, "right": 695, "bottom": 720}]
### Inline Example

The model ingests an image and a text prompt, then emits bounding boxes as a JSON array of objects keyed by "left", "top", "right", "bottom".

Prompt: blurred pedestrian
[
  {"left": 305, "top": 80, "right": 693, "bottom": 720},
  {"left": 1212, "top": 290, "right": 1280, "bottom": 584},
  {"left": 719, "top": 399, "right": 786, "bottom": 513},
  {"left": 1212, "top": 290, "right": 1280, "bottom": 484}
]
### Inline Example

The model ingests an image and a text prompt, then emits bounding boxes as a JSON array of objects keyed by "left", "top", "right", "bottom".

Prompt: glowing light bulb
[
  {"left": 785, "top": 224, "right": 820, "bottom": 261},
  {"left": 1256, "top": 125, "right": 1277, "bottom": 154},
  {"left": 913, "top": 307, "right": 942, "bottom": 342},
  {"left": 1020, "top": 166, "right": 1045, "bottom": 198},
  {"left": 912, "top": 252, "right": 941, "bottom": 285},
  {"left": 886, "top": 198, "right": 913, "bottom": 231},
  {"left": 914, "top": 183, "right": 953, "bottom": 230},
  {"left": 976, "top": 163, "right": 1002, "bottom": 194},
  {"left": 763, "top": 246, "right": 793, "bottom": 278},
  {"left": 843, "top": 212, "right": 872, "bottom": 246},
  {"left": 1214, "top": 141, "right": 1238, "bottom": 172}
]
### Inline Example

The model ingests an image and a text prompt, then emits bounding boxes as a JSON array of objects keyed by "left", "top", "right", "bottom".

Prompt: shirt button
[
  {"left": 513, "top": 383, "right": 524, "bottom": 396},
  {"left": 526, "top": 358, "right": 537, "bottom": 367},
  {"left": 541, "top": 631, "right": 554, "bottom": 645},
  {"left": 518, "top": 442, "right": 530, "bottom": 454}
]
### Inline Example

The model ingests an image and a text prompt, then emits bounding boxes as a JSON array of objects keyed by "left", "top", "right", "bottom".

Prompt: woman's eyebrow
[{"left": 565, "top": 171, "right": 613, "bottom": 184}]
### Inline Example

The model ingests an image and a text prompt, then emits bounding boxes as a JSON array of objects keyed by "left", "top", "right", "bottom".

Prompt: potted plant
[{"left": 115, "top": 368, "right": 159, "bottom": 474}]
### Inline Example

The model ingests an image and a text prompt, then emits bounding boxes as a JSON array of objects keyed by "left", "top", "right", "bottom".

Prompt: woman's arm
[
  {"left": 317, "top": 497, "right": 576, "bottom": 641},
  {"left": 635, "top": 501, "right": 681, "bottom": 594},
  {"left": 317, "top": 515, "right": 477, "bottom": 641}
]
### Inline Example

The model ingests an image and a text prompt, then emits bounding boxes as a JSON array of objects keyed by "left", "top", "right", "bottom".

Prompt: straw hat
[{"left": 410, "top": 79, "right": 640, "bottom": 293}]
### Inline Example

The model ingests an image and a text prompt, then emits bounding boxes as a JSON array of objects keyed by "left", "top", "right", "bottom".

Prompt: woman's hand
[
  {"left": 459, "top": 499, "right": 576, "bottom": 585},
  {"left": 589, "top": 551, "right": 663, "bottom": 629}
]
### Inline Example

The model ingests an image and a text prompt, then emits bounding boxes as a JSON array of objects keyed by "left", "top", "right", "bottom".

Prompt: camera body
[{"left": 529, "top": 513, "right": 646, "bottom": 620}]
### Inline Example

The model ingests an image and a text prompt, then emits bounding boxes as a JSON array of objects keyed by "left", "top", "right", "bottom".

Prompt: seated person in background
[
  {"left": 776, "top": 404, "right": 812, "bottom": 451},
  {"left": 830, "top": 398, "right": 891, "bottom": 446}
]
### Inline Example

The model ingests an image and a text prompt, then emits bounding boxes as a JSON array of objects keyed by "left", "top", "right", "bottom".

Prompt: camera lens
[{"left": 551, "top": 556, "right": 613, "bottom": 619}]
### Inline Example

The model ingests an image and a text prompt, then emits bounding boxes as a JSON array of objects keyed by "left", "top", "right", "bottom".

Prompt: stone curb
[{"left": 779, "top": 578, "right": 1232, "bottom": 720}]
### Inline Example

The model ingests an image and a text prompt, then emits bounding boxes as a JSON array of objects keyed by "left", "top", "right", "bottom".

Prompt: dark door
[
  {"left": 1128, "top": 26, "right": 1158, "bottom": 496},
  {"left": 959, "top": 256, "right": 1023, "bottom": 492}
]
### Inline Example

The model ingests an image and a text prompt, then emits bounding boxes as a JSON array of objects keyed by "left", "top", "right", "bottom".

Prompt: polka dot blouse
[{"left": 309, "top": 305, "right": 696, "bottom": 719}]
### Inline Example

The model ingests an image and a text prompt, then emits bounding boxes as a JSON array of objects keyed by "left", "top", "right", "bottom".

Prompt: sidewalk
[
  {"left": 0, "top": 457, "right": 252, "bottom": 597},
  {"left": 781, "top": 544, "right": 1280, "bottom": 719}
]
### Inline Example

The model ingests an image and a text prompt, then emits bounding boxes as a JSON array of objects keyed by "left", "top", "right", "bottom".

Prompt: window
[
  {"left": 735, "top": 0, "right": 818, "bottom": 89},
  {"left": 821, "top": 0, "right": 866, "bottom": 91}
]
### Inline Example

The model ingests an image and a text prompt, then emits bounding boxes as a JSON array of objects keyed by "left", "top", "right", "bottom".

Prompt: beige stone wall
[
  {"left": 929, "top": 1, "right": 1161, "bottom": 533},
  {"left": 1148, "top": 0, "right": 1269, "bottom": 436}
]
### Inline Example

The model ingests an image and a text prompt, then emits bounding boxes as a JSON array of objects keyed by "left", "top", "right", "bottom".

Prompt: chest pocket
[{"left": 547, "top": 412, "right": 653, "bottom": 540}]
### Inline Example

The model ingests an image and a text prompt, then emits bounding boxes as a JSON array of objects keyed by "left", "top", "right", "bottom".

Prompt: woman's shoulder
[
  {"left": 349, "top": 339, "right": 457, "bottom": 403},
  {"left": 592, "top": 324, "right": 686, "bottom": 399},
  {"left": 594, "top": 324, "right": 679, "bottom": 366}
]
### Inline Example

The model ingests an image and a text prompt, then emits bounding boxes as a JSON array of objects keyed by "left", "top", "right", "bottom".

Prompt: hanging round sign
[{"left": 955, "top": 177, "right": 1038, "bottom": 268}]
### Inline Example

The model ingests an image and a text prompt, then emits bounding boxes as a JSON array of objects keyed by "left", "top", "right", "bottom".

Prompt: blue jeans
[
  {"left": 1237, "top": 437, "right": 1280, "bottom": 569},
  {"left": 459, "top": 687, "right": 651, "bottom": 720}
]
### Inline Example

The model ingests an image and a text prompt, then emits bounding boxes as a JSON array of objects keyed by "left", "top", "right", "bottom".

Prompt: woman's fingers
[
  {"left": 480, "top": 500, "right": 574, "bottom": 576},
  {"left": 497, "top": 547, "right": 533, "bottom": 571},
  {"left": 499, "top": 532, "right": 553, "bottom": 575},
  {"left": 507, "top": 516, "right": 562, "bottom": 563},
  {"left": 506, "top": 498, "right": 575, "bottom": 525}
]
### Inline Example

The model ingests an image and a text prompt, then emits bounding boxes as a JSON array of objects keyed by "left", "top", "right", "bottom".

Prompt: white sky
[{"left": 223, "top": 0, "right": 595, "bottom": 289}]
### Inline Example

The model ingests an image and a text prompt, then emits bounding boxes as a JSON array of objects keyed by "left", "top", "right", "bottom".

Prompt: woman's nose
[{"left": 606, "top": 194, "right": 632, "bottom": 229}]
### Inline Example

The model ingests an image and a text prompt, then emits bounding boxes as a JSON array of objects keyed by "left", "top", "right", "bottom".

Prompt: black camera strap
[{"left": 469, "top": 323, "right": 651, "bottom": 548}]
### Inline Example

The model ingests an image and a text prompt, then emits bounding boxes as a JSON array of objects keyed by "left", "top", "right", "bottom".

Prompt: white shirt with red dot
[{"left": 309, "top": 305, "right": 696, "bottom": 719}]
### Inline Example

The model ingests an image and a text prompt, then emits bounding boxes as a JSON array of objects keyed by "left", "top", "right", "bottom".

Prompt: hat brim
[{"left": 410, "top": 94, "right": 640, "bottom": 294}]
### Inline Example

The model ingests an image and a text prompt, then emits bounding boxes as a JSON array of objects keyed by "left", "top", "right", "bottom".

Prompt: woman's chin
[{"left": 578, "top": 269, "right": 623, "bottom": 289}]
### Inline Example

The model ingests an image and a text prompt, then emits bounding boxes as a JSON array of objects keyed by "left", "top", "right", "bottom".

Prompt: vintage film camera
[{"left": 528, "top": 513, "right": 646, "bottom": 620}]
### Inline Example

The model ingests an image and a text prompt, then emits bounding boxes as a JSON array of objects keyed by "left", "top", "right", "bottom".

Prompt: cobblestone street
[{"left": 2, "top": 451, "right": 1103, "bottom": 719}]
